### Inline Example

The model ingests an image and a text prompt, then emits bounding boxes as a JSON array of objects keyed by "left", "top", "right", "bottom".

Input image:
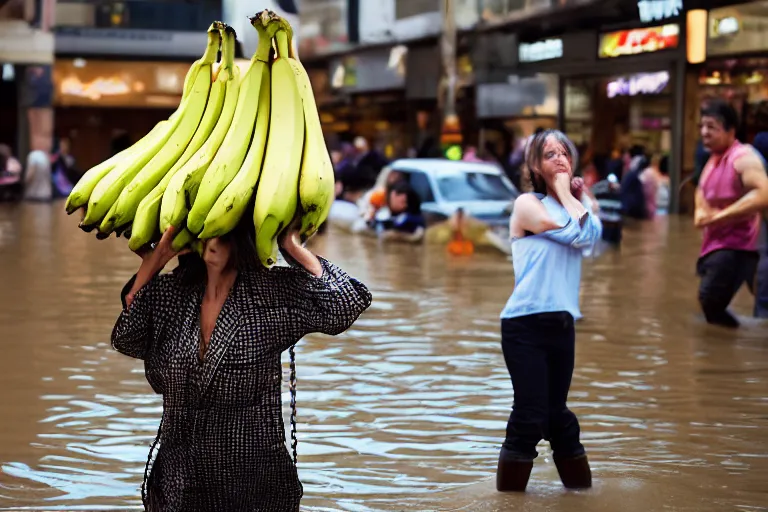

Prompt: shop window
[
  {"left": 407, "top": 171, "right": 436, "bottom": 203},
  {"left": 395, "top": 0, "right": 439, "bottom": 20}
]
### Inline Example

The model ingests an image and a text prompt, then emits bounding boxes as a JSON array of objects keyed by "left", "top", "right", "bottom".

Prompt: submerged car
[{"left": 379, "top": 158, "right": 519, "bottom": 235}]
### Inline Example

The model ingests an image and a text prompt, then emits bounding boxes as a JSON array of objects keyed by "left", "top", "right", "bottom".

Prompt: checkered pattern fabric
[{"left": 112, "top": 257, "right": 372, "bottom": 511}]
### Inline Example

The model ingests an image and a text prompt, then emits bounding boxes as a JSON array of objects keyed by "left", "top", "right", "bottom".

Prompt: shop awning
[{"left": 0, "top": 20, "right": 54, "bottom": 65}]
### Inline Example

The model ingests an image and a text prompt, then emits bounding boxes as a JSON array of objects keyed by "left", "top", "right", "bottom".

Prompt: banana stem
[
  {"left": 253, "top": 23, "right": 272, "bottom": 62},
  {"left": 280, "top": 21, "right": 296, "bottom": 59},
  {"left": 202, "top": 25, "right": 221, "bottom": 63},
  {"left": 221, "top": 26, "right": 236, "bottom": 67},
  {"left": 274, "top": 29, "right": 290, "bottom": 60}
]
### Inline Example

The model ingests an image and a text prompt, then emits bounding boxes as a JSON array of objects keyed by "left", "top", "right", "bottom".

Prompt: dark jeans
[
  {"left": 500, "top": 312, "right": 585, "bottom": 461},
  {"left": 755, "top": 253, "right": 768, "bottom": 318},
  {"left": 697, "top": 249, "right": 758, "bottom": 327}
]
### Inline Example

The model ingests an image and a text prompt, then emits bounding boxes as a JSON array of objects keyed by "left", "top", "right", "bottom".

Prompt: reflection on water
[{"left": 1, "top": 202, "right": 767, "bottom": 511}]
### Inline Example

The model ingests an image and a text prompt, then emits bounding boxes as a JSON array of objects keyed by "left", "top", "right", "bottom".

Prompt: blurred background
[
  {"left": 3, "top": 1, "right": 768, "bottom": 510},
  {"left": 2, "top": 0, "right": 766, "bottom": 213}
]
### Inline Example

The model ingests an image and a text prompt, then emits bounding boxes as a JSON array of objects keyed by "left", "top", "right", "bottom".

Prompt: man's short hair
[{"left": 701, "top": 99, "right": 739, "bottom": 132}]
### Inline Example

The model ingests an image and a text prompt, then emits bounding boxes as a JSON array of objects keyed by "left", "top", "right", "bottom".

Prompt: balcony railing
[{"left": 56, "top": 0, "right": 222, "bottom": 32}]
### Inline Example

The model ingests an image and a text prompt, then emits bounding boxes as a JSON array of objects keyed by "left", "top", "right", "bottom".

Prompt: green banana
[
  {"left": 160, "top": 28, "right": 243, "bottom": 232},
  {"left": 82, "top": 28, "right": 220, "bottom": 228},
  {"left": 98, "top": 64, "right": 211, "bottom": 234},
  {"left": 199, "top": 65, "right": 270, "bottom": 239},
  {"left": 288, "top": 53, "right": 335, "bottom": 238},
  {"left": 185, "top": 21, "right": 278, "bottom": 235},
  {"left": 253, "top": 29, "right": 304, "bottom": 267},
  {"left": 129, "top": 26, "right": 236, "bottom": 251},
  {"left": 171, "top": 228, "right": 195, "bottom": 252},
  {"left": 67, "top": 119, "right": 169, "bottom": 215},
  {"left": 107, "top": 38, "right": 221, "bottom": 231}
]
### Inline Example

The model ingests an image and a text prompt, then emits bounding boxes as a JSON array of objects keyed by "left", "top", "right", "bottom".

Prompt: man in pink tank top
[{"left": 695, "top": 100, "right": 768, "bottom": 327}]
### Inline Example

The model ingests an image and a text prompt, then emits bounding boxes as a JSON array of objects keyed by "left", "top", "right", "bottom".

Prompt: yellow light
[{"left": 687, "top": 9, "right": 707, "bottom": 64}]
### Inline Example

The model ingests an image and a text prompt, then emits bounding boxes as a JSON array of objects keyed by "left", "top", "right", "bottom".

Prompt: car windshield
[{"left": 436, "top": 172, "right": 517, "bottom": 202}]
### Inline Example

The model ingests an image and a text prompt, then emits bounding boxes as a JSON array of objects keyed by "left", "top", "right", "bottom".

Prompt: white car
[{"left": 377, "top": 158, "right": 519, "bottom": 235}]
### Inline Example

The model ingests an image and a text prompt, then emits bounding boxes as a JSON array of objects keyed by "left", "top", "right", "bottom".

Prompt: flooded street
[{"left": 1, "top": 201, "right": 767, "bottom": 511}]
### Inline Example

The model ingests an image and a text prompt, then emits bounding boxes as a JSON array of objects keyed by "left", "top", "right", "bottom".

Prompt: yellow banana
[
  {"left": 199, "top": 65, "right": 270, "bottom": 239},
  {"left": 98, "top": 65, "right": 211, "bottom": 234},
  {"left": 64, "top": 30, "right": 208, "bottom": 218},
  {"left": 107, "top": 35, "right": 223, "bottom": 231},
  {"left": 67, "top": 119, "right": 169, "bottom": 215},
  {"left": 287, "top": 56, "right": 335, "bottom": 238},
  {"left": 130, "top": 25, "right": 236, "bottom": 251},
  {"left": 81, "top": 28, "right": 219, "bottom": 229},
  {"left": 185, "top": 21, "right": 278, "bottom": 236},
  {"left": 160, "top": 28, "right": 243, "bottom": 232},
  {"left": 253, "top": 28, "right": 304, "bottom": 267},
  {"left": 171, "top": 228, "right": 195, "bottom": 252}
]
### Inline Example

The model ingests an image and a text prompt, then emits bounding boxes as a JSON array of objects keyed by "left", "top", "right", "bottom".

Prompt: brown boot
[
  {"left": 496, "top": 448, "right": 534, "bottom": 492},
  {"left": 553, "top": 453, "right": 592, "bottom": 489}
]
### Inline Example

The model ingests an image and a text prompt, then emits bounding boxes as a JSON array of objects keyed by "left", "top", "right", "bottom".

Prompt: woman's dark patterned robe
[{"left": 111, "top": 256, "right": 372, "bottom": 511}]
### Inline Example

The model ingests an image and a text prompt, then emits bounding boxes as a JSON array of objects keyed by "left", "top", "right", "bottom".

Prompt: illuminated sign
[
  {"left": 637, "top": 0, "right": 682, "bottom": 23},
  {"left": 519, "top": 39, "right": 563, "bottom": 62},
  {"left": 53, "top": 59, "right": 190, "bottom": 107},
  {"left": 598, "top": 24, "right": 679, "bottom": 58},
  {"left": 712, "top": 16, "right": 740, "bottom": 37},
  {"left": 607, "top": 71, "right": 670, "bottom": 98}
]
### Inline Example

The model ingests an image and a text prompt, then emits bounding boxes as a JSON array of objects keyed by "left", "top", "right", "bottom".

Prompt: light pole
[{"left": 439, "top": 0, "right": 462, "bottom": 157}]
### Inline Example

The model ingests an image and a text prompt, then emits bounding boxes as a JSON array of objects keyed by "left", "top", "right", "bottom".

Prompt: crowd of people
[{"left": 0, "top": 138, "right": 79, "bottom": 202}]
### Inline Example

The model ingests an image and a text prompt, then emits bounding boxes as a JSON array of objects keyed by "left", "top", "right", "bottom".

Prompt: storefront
[
  {"left": 53, "top": 58, "right": 191, "bottom": 170},
  {"left": 326, "top": 45, "right": 415, "bottom": 157},
  {"left": 701, "top": 1, "right": 768, "bottom": 142},
  {"left": 502, "top": 14, "right": 689, "bottom": 211}
]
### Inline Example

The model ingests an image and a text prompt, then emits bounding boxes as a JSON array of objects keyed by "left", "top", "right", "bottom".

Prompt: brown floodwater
[{"left": 0, "top": 201, "right": 767, "bottom": 511}]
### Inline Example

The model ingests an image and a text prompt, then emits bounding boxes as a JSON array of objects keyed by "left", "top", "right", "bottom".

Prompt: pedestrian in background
[
  {"left": 694, "top": 100, "right": 768, "bottom": 328},
  {"left": 23, "top": 150, "right": 52, "bottom": 202},
  {"left": 496, "top": 129, "right": 601, "bottom": 492}
]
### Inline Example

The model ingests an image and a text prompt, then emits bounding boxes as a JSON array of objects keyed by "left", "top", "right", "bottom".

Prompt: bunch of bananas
[{"left": 65, "top": 10, "right": 335, "bottom": 267}]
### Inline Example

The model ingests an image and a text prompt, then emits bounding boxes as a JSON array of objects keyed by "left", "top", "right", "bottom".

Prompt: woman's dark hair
[
  {"left": 701, "top": 98, "right": 739, "bottom": 132},
  {"left": 523, "top": 129, "right": 578, "bottom": 194},
  {"left": 177, "top": 207, "right": 260, "bottom": 285},
  {"left": 659, "top": 155, "right": 669, "bottom": 176},
  {"left": 387, "top": 179, "right": 422, "bottom": 215}
]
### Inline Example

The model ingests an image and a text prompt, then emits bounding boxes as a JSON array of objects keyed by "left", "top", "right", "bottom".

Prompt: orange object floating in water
[{"left": 448, "top": 238, "right": 474, "bottom": 256}]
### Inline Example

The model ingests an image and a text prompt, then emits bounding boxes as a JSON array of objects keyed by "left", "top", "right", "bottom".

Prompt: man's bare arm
[{"left": 708, "top": 151, "right": 768, "bottom": 226}]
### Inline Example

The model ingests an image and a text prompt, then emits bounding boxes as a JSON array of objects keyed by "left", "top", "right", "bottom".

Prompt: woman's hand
[
  {"left": 126, "top": 227, "right": 187, "bottom": 308},
  {"left": 551, "top": 171, "right": 574, "bottom": 198},
  {"left": 570, "top": 176, "right": 585, "bottom": 201},
  {"left": 278, "top": 222, "right": 323, "bottom": 277}
]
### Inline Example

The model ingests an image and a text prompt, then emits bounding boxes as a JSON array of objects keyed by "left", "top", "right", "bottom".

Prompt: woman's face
[
  {"left": 388, "top": 190, "right": 408, "bottom": 214},
  {"left": 386, "top": 170, "right": 404, "bottom": 186},
  {"left": 535, "top": 135, "right": 573, "bottom": 184},
  {"left": 202, "top": 237, "right": 232, "bottom": 271}
]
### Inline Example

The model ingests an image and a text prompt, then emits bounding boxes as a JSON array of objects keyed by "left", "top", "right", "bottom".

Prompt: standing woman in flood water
[
  {"left": 111, "top": 218, "right": 372, "bottom": 511},
  {"left": 496, "top": 130, "right": 601, "bottom": 492}
]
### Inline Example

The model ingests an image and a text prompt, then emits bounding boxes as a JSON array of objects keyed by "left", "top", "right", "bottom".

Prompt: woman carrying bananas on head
[{"left": 112, "top": 216, "right": 372, "bottom": 511}]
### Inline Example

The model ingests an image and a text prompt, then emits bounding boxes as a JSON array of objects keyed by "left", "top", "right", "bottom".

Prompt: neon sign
[
  {"left": 637, "top": 0, "right": 682, "bottom": 23},
  {"left": 607, "top": 71, "right": 670, "bottom": 98},
  {"left": 519, "top": 39, "right": 563, "bottom": 62},
  {"left": 599, "top": 24, "right": 679, "bottom": 58}
]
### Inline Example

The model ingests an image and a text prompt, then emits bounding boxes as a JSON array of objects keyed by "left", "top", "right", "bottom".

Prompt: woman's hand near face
[
  {"left": 551, "top": 171, "right": 573, "bottom": 197},
  {"left": 126, "top": 227, "right": 187, "bottom": 308}
]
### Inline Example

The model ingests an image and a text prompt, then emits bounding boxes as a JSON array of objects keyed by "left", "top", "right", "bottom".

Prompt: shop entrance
[{"left": 564, "top": 69, "right": 673, "bottom": 180}]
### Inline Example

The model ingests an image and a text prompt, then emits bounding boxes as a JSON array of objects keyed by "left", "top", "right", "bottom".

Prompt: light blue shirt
[{"left": 500, "top": 194, "right": 603, "bottom": 321}]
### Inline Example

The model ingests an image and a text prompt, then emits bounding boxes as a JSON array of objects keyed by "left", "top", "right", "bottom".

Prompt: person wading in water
[
  {"left": 112, "top": 218, "right": 372, "bottom": 511},
  {"left": 695, "top": 99, "right": 768, "bottom": 327},
  {"left": 497, "top": 129, "right": 602, "bottom": 492}
]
